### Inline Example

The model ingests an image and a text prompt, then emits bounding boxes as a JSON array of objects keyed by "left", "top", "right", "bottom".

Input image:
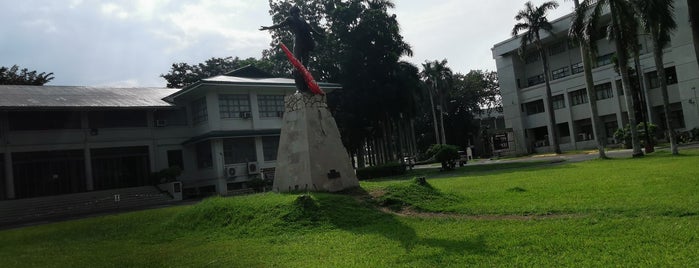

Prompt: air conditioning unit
[
  {"left": 155, "top": 120, "right": 167, "bottom": 127},
  {"left": 224, "top": 166, "right": 237, "bottom": 178},
  {"left": 240, "top": 111, "right": 251, "bottom": 119},
  {"left": 276, "top": 111, "right": 284, "bottom": 117},
  {"left": 247, "top": 162, "right": 259, "bottom": 175}
]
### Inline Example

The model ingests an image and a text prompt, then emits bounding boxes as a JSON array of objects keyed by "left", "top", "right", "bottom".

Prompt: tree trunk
[
  {"left": 653, "top": 38, "right": 679, "bottom": 155},
  {"left": 634, "top": 53, "right": 654, "bottom": 154},
  {"left": 611, "top": 1, "right": 644, "bottom": 157},
  {"left": 438, "top": 105, "right": 447, "bottom": 145},
  {"left": 428, "top": 82, "right": 441, "bottom": 145},
  {"left": 537, "top": 42, "right": 562, "bottom": 154},
  {"left": 689, "top": 0, "right": 699, "bottom": 70}
]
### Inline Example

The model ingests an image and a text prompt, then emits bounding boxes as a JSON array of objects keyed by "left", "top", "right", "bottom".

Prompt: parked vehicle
[{"left": 458, "top": 151, "right": 468, "bottom": 167}]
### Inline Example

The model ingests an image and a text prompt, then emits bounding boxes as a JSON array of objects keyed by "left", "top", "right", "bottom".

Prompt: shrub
[
  {"left": 356, "top": 162, "right": 406, "bottom": 180},
  {"left": 150, "top": 166, "right": 182, "bottom": 184},
  {"left": 613, "top": 122, "right": 657, "bottom": 149},
  {"left": 434, "top": 144, "right": 460, "bottom": 171}
]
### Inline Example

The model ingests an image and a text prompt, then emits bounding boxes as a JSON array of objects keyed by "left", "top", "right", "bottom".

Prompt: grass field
[{"left": 1, "top": 149, "right": 698, "bottom": 267}]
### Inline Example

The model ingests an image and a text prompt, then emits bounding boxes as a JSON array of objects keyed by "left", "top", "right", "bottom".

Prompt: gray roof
[{"left": 0, "top": 85, "right": 178, "bottom": 109}]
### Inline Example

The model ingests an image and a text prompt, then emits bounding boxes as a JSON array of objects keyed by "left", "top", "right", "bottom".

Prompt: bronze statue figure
[{"left": 260, "top": 6, "right": 323, "bottom": 67}]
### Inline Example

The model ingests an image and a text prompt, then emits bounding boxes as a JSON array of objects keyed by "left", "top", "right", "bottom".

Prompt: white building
[
  {"left": 0, "top": 66, "right": 340, "bottom": 201},
  {"left": 492, "top": 1, "right": 699, "bottom": 155}
]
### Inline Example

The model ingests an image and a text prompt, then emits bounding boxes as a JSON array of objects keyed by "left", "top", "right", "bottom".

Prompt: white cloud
[{"left": 101, "top": 3, "right": 130, "bottom": 19}]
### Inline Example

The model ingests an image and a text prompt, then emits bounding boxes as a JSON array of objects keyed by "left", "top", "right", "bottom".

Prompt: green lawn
[{"left": 1, "top": 149, "right": 698, "bottom": 267}]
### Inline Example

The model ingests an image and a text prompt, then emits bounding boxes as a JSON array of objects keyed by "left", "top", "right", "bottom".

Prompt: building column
[
  {"left": 84, "top": 147, "right": 94, "bottom": 191},
  {"left": 4, "top": 152, "right": 14, "bottom": 199},
  {"left": 255, "top": 137, "right": 265, "bottom": 163},
  {"left": 212, "top": 139, "right": 227, "bottom": 195}
]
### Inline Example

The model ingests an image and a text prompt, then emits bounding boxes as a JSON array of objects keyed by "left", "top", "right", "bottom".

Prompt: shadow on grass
[{"left": 311, "top": 190, "right": 492, "bottom": 257}]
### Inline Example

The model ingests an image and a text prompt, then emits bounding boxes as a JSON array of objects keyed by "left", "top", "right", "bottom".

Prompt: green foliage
[
  {"left": 150, "top": 166, "right": 182, "bottom": 184},
  {"left": 0, "top": 65, "right": 54, "bottom": 85},
  {"left": 614, "top": 122, "right": 657, "bottom": 148},
  {"left": 160, "top": 57, "right": 276, "bottom": 88},
  {"left": 356, "top": 162, "right": 406, "bottom": 180},
  {"left": 425, "top": 144, "right": 460, "bottom": 170}
]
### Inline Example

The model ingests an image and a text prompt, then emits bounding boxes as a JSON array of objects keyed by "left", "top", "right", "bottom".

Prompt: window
[
  {"left": 262, "top": 136, "right": 280, "bottom": 161},
  {"left": 196, "top": 141, "right": 212, "bottom": 169},
  {"left": 219, "top": 94, "right": 251, "bottom": 119},
  {"left": 527, "top": 74, "right": 545, "bottom": 87},
  {"left": 569, "top": 89, "right": 588, "bottom": 106},
  {"left": 548, "top": 41, "right": 566, "bottom": 56},
  {"left": 551, "top": 66, "right": 569, "bottom": 80},
  {"left": 596, "top": 53, "right": 614, "bottom": 66},
  {"left": 191, "top": 98, "right": 208, "bottom": 124},
  {"left": 258, "top": 95, "right": 285, "bottom": 118},
  {"left": 9, "top": 111, "right": 81, "bottom": 131},
  {"left": 595, "top": 83, "right": 613, "bottom": 100},
  {"left": 223, "top": 138, "right": 257, "bottom": 164},
  {"left": 88, "top": 110, "right": 147, "bottom": 128},
  {"left": 646, "top": 66, "right": 678, "bottom": 88},
  {"left": 525, "top": 99, "right": 546, "bottom": 115},
  {"left": 525, "top": 53, "right": 539, "bottom": 64},
  {"left": 552, "top": 94, "right": 566, "bottom": 110},
  {"left": 154, "top": 108, "right": 188, "bottom": 126},
  {"left": 571, "top": 62, "right": 584, "bottom": 74},
  {"left": 167, "top": 150, "right": 184, "bottom": 170}
]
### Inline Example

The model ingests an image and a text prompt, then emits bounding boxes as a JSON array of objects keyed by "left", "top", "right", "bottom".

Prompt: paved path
[{"left": 414, "top": 142, "right": 699, "bottom": 169}]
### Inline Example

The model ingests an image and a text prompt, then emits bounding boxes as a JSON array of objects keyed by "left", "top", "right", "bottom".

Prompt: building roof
[
  {"left": 166, "top": 65, "right": 342, "bottom": 101},
  {"left": 0, "top": 85, "right": 178, "bottom": 109}
]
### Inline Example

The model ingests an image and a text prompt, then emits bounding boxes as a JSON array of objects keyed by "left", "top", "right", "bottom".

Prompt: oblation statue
[{"left": 260, "top": 6, "right": 323, "bottom": 93}]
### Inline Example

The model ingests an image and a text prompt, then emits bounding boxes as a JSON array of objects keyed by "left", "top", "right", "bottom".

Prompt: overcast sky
[{"left": 0, "top": 0, "right": 574, "bottom": 87}]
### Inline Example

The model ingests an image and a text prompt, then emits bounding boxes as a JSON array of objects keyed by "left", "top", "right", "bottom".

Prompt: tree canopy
[
  {"left": 160, "top": 57, "right": 275, "bottom": 88},
  {"left": 0, "top": 65, "right": 54, "bottom": 85}
]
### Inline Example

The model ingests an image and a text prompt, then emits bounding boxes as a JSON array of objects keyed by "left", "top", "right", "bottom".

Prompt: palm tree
[
  {"left": 689, "top": 0, "right": 699, "bottom": 68},
  {"left": 512, "top": 1, "right": 562, "bottom": 154},
  {"left": 569, "top": 0, "right": 608, "bottom": 158},
  {"left": 421, "top": 59, "right": 453, "bottom": 145},
  {"left": 633, "top": 0, "right": 679, "bottom": 154},
  {"left": 579, "top": 0, "right": 644, "bottom": 157}
]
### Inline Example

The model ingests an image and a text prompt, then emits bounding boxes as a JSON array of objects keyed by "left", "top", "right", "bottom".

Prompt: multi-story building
[
  {"left": 0, "top": 66, "right": 340, "bottom": 201},
  {"left": 492, "top": 1, "right": 699, "bottom": 155}
]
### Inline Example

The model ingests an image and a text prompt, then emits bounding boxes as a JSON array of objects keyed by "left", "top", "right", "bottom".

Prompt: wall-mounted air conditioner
[
  {"left": 247, "top": 162, "right": 259, "bottom": 175},
  {"left": 224, "top": 166, "right": 237, "bottom": 178}
]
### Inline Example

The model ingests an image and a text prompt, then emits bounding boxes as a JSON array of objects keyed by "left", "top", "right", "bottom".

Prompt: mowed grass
[{"left": 1, "top": 149, "right": 698, "bottom": 267}]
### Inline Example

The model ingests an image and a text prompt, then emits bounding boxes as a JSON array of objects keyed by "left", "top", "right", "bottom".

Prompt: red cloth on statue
[{"left": 279, "top": 43, "right": 325, "bottom": 95}]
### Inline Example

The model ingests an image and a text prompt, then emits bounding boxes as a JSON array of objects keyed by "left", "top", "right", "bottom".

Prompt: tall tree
[
  {"left": 688, "top": 0, "right": 699, "bottom": 69},
  {"left": 512, "top": 1, "right": 562, "bottom": 154},
  {"left": 634, "top": 0, "right": 679, "bottom": 154},
  {"left": 569, "top": 0, "right": 608, "bottom": 158},
  {"left": 579, "top": 0, "right": 644, "bottom": 157},
  {"left": 263, "top": 0, "right": 415, "bottom": 164},
  {"left": 161, "top": 57, "right": 274, "bottom": 88},
  {"left": 420, "top": 59, "right": 453, "bottom": 145},
  {"left": 0, "top": 65, "right": 54, "bottom": 85}
]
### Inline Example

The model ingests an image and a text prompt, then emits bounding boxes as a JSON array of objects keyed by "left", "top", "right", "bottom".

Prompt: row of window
[
  {"left": 523, "top": 82, "right": 617, "bottom": 114},
  {"left": 195, "top": 136, "right": 280, "bottom": 169},
  {"left": 191, "top": 94, "right": 285, "bottom": 124}
]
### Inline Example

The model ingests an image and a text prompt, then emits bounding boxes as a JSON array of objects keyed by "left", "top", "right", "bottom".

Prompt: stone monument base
[{"left": 273, "top": 92, "right": 359, "bottom": 193}]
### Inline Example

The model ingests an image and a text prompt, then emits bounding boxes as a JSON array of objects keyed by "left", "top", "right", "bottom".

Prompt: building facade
[
  {"left": 0, "top": 66, "right": 340, "bottom": 201},
  {"left": 492, "top": 1, "right": 699, "bottom": 155}
]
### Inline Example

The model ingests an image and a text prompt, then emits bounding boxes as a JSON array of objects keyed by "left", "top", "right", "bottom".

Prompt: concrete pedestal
[{"left": 273, "top": 92, "right": 358, "bottom": 192}]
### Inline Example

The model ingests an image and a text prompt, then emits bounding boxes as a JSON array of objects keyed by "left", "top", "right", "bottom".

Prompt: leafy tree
[
  {"left": 569, "top": 0, "right": 608, "bottom": 158},
  {"left": 0, "top": 65, "right": 54, "bottom": 85},
  {"left": 578, "top": 0, "right": 645, "bottom": 157},
  {"left": 263, "top": 0, "right": 416, "bottom": 166},
  {"left": 512, "top": 1, "right": 562, "bottom": 154},
  {"left": 161, "top": 57, "right": 275, "bottom": 88},
  {"left": 633, "top": 0, "right": 679, "bottom": 155}
]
